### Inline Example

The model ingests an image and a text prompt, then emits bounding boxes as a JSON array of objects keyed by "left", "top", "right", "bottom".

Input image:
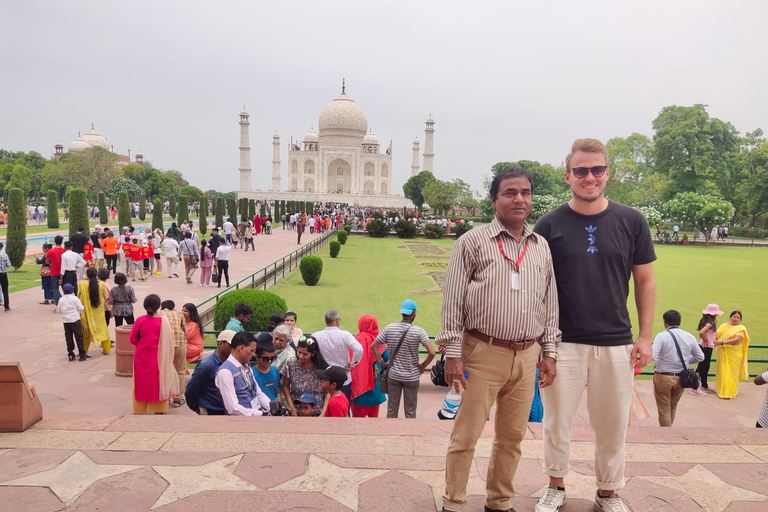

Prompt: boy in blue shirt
[{"left": 253, "top": 341, "right": 280, "bottom": 401}]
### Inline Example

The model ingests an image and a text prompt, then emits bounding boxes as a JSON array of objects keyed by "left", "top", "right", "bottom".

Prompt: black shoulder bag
[
  {"left": 668, "top": 329, "right": 701, "bottom": 389},
  {"left": 379, "top": 325, "right": 411, "bottom": 395}
]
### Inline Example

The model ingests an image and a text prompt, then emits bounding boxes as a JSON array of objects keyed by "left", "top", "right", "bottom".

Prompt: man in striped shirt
[{"left": 439, "top": 167, "right": 560, "bottom": 512}]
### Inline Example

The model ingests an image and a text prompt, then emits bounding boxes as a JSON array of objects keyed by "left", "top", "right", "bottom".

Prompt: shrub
[
  {"left": 452, "top": 222, "right": 473, "bottom": 239},
  {"left": 239, "top": 198, "right": 248, "bottom": 221},
  {"left": 337, "top": 230, "right": 348, "bottom": 245},
  {"left": 329, "top": 240, "right": 341, "bottom": 258},
  {"left": 729, "top": 227, "right": 768, "bottom": 239},
  {"left": 248, "top": 199, "right": 256, "bottom": 221},
  {"left": 118, "top": 191, "right": 131, "bottom": 229},
  {"left": 47, "top": 190, "right": 59, "bottom": 229},
  {"left": 215, "top": 197, "right": 225, "bottom": 229},
  {"left": 424, "top": 224, "right": 445, "bottom": 239},
  {"left": 152, "top": 198, "right": 163, "bottom": 232},
  {"left": 366, "top": 219, "right": 389, "bottom": 238},
  {"left": 98, "top": 191, "right": 107, "bottom": 224},
  {"left": 393, "top": 219, "right": 418, "bottom": 239},
  {"left": 6, "top": 188, "right": 26, "bottom": 268},
  {"left": 300, "top": 255, "right": 323, "bottom": 286},
  {"left": 68, "top": 187, "right": 89, "bottom": 237},
  {"left": 344, "top": 224, "right": 351, "bottom": 234},
  {"left": 177, "top": 195, "right": 188, "bottom": 225},
  {"left": 213, "top": 289, "right": 287, "bottom": 332},
  {"left": 227, "top": 198, "right": 237, "bottom": 220},
  {"left": 169, "top": 195, "right": 176, "bottom": 218},
  {"left": 138, "top": 195, "right": 146, "bottom": 221},
  {"left": 198, "top": 197, "right": 208, "bottom": 235}
]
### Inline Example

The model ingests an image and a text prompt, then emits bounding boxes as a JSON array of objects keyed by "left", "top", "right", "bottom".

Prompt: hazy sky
[{"left": 1, "top": 1, "right": 765, "bottom": 196}]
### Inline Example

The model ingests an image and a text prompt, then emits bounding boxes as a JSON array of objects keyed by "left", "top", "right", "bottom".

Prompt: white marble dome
[
  {"left": 68, "top": 137, "right": 89, "bottom": 152},
  {"left": 318, "top": 92, "right": 368, "bottom": 142},
  {"left": 303, "top": 128, "right": 319, "bottom": 142},
  {"left": 81, "top": 127, "right": 110, "bottom": 149},
  {"left": 362, "top": 131, "right": 378, "bottom": 145}
]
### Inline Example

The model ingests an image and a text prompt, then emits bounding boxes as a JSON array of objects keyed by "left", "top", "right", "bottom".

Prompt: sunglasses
[
  {"left": 571, "top": 166, "right": 608, "bottom": 179},
  {"left": 258, "top": 356, "right": 277, "bottom": 363}
]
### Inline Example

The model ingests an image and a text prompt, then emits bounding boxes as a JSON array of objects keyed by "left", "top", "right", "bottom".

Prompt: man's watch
[{"left": 543, "top": 352, "right": 558, "bottom": 361}]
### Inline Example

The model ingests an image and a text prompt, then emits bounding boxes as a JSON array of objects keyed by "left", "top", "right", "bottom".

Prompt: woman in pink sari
[
  {"left": 130, "top": 294, "right": 178, "bottom": 414},
  {"left": 351, "top": 315, "right": 383, "bottom": 417},
  {"left": 253, "top": 214, "right": 262, "bottom": 235}
]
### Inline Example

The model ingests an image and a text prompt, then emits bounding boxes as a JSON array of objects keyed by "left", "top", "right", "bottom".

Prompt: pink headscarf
[{"left": 351, "top": 315, "right": 379, "bottom": 400}]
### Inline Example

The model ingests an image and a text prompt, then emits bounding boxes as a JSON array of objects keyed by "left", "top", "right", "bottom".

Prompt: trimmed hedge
[
  {"left": 329, "top": 240, "right": 341, "bottom": 258},
  {"left": 198, "top": 198, "right": 208, "bottom": 235},
  {"left": 248, "top": 199, "right": 256, "bottom": 221},
  {"left": 337, "top": 230, "right": 348, "bottom": 245},
  {"left": 227, "top": 198, "right": 237, "bottom": 220},
  {"left": 169, "top": 195, "right": 176, "bottom": 218},
  {"left": 300, "top": 255, "right": 323, "bottom": 286},
  {"left": 213, "top": 289, "right": 287, "bottom": 332},
  {"left": 152, "top": 198, "right": 164, "bottom": 231},
  {"left": 730, "top": 226, "right": 768, "bottom": 239},
  {"left": 68, "top": 187, "right": 89, "bottom": 237},
  {"left": 452, "top": 222, "right": 473, "bottom": 239},
  {"left": 366, "top": 219, "right": 389, "bottom": 238},
  {"left": 138, "top": 195, "right": 146, "bottom": 221},
  {"left": 118, "top": 191, "right": 131, "bottom": 229},
  {"left": 6, "top": 188, "right": 26, "bottom": 268},
  {"left": 47, "top": 190, "right": 59, "bottom": 229},
  {"left": 423, "top": 224, "right": 446, "bottom": 239},
  {"left": 344, "top": 224, "right": 351, "bottom": 234},
  {"left": 177, "top": 195, "right": 188, "bottom": 225},
  {"left": 98, "top": 191, "right": 107, "bottom": 224},
  {"left": 215, "top": 197, "right": 225, "bottom": 229},
  {"left": 393, "top": 219, "right": 418, "bottom": 239}
]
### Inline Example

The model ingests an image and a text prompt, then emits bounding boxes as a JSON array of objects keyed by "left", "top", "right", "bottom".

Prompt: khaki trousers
[
  {"left": 183, "top": 255, "right": 197, "bottom": 280},
  {"left": 652, "top": 374, "right": 684, "bottom": 427},
  {"left": 443, "top": 332, "right": 539, "bottom": 511},
  {"left": 541, "top": 343, "right": 634, "bottom": 491},
  {"left": 173, "top": 344, "right": 187, "bottom": 397}
]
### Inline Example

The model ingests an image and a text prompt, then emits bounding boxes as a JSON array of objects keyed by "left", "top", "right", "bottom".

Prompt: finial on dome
[
  {"left": 78, "top": 131, "right": 81, "bottom": 137},
  {"left": 342, "top": 78, "right": 345, "bottom": 94},
  {"left": 91, "top": 122, "right": 94, "bottom": 129}
]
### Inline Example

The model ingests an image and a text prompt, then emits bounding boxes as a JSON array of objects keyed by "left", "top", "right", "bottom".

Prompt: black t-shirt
[
  {"left": 90, "top": 232, "right": 101, "bottom": 248},
  {"left": 534, "top": 201, "right": 656, "bottom": 346},
  {"left": 70, "top": 233, "right": 90, "bottom": 254}
]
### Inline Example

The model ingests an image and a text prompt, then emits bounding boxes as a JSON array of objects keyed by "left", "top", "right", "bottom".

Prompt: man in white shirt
[
  {"left": 60, "top": 241, "right": 85, "bottom": 289},
  {"left": 215, "top": 332, "right": 270, "bottom": 416},
  {"left": 308, "top": 216, "right": 316, "bottom": 233},
  {"left": 161, "top": 236, "right": 180, "bottom": 278},
  {"left": 311, "top": 309, "right": 363, "bottom": 407},
  {"left": 223, "top": 218, "right": 234, "bottom": 245},
  {"left": 651, "top": 310, "right": 704, "bottom": 427}
]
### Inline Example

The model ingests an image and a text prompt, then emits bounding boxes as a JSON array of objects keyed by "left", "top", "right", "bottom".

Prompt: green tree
[
  {"left": 47, "top": 189, "right": 60, "bottom": 229},
  {"left": 177, "top": 195, "right": 188, "bottom": 225},
  {"left": 403, "top": 170, "right": 435, "bottom": 212},
  {"left": 260, "top": 202, "right": 266, "bottom": 218},
  {"left": 118, "top": 191, "right": 131, "bottom": 229},
  {"left": 168, "top": 195, "right": 176, "bottom": 218},
  {"left": 179, "top": 184, "right": 204, "bottom": 200},
  {"left": 142, "top": 170, "right": 176, "bottom": 198},
  {"left": 68, "top": 188, "right": 89, "bottom": 237},
  {"left": 652, "top": 104, "right": 740, "bottom": 198},
  {"left": 198, "top": 196, "right": 208, "bottom": 235},
  {"left": 1, "top": 163, "right": 33, "bottom": 197},
  {"left": 152, "top": 198, "right": 163, "bottom": 232},
  {"left": 215, "top": 197, "right": 225, "bottom": 228},
  {"left": 106, "top": 176, "right": 143, "bottom": 200},
  {"left": 667, "top": 192, "right": 734, "bottom": 246},
  {"left": 164, "top": 169, "right": 188, "bottom": 187},
  {"left": 227, "top": 198, "right": 237, "bottom": 220},
  {"left": 138, "top": 195, "right": 146, "bottom": 221},
  {"left": 59, "top": 147, "right": 120, "bottom": 194},
  {"left": 423, "top": 179, "right": 458, "bottom": 215},
  {"left": 737, "top": 135, "right": 768, "bottom": 226},
  {"left": 248, "top": 199, "right": 256, "bottom": 221},
  {"left": 39, "top": 162, "right": 67, "bottom": 197},
  {"left": 6, "top": 188, "right": 27, "bottom": 268},
  {"left": 605, "top": 134, "right": 658, "bottom": 204},
  {"left": 98, "top": 191, "right": 107, "bottom": 224},
  {"left": 491, "top": 160, "right": 565, "bottom": 196}
]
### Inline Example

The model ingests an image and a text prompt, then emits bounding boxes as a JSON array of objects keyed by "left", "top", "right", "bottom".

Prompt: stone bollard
[{"left": 115, "top": 325, "right": 135, "bottom": 377}]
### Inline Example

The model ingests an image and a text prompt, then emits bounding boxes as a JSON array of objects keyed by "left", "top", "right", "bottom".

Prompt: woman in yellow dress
[
  {"left": 715, "top": 310, "right": 750, "bottom": 399},
  {"left": 78, "top": 267, "right": 111, "bottom": 355}
]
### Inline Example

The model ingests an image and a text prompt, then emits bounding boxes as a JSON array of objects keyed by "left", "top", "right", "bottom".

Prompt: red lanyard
[{"left": 496, "top": 235, "right": 529, "bottom": 272}]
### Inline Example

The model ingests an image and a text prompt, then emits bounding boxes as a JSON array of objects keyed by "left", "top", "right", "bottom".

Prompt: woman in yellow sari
[
  {"left": 715, "top": 310, "right": 750, "bottom": 399},
  {"left": 78, "top": 267, "right": 111, "bottom": 355}
]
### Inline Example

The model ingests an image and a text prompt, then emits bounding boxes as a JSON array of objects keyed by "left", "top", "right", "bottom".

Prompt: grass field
[{"left": 268, "top": 235, "right": 768, "bottom": 376}]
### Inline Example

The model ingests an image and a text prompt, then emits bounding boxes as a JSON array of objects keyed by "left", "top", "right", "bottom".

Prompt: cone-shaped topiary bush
[
  {"left": 337, "top": 231, "right": 348, "bottom": 245},
  {"left": 68, "top": 187, "right": 89, "bottom": 237},
  {"left": 215, "top": 197, "right": 225, "bottom": 229},
  {"left": 118, "top": 191, "right": 131, "bottom": 229},
  {"left": 299, "top": 255, "right": 323, "bottom": 286},
  {"left": 329, "top": 240, "right": 341, "bottom": 258},
  {"left": 198, "top": 197, "right": 208, "bottom": 235},
  {"left": 6, "top": 188, "right": 27, "bottom": 268},
  {"left": 169, "top": 195, "right": 176, "bottom": 218},
  {"left": 227, "top": 198, "right": 237, "bottom": 221},
  {"left": 47, "top": 189, "right": 59, "bottom": 229},
  {"left": 138, "top": 195, "right": 146, "bottom": 221},
  {"left": 344, "top": 224, "right": 351, "bottom": 234},
  {"left": 98, "top": 191, "right": 107, "bottom": 224},
  {"left": 177, "top": 195, "right": 188, "bottom": 226},
  {"left": 152, "top": 198, "right": 163, "bottom": 231}
]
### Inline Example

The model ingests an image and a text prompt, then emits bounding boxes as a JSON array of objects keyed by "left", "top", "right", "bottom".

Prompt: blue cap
[
  {"left": 62, "top": 283, "right": 75, "bottom": 294},
  {"left": 400, "top": 299, "right": 417, "bottom": 315},
  {"left": 296, "top": 393, "right": 317, "bottom": 406}
]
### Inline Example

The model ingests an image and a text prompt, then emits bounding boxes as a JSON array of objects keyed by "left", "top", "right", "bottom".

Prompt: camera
[{"left": 269, "top": 399, "right": 290, "bottom": 416}]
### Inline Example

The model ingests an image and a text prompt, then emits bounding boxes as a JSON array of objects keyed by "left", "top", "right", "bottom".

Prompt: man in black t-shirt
[
  {"left": 70, "top": 226, "right": 90, "bottom": 280},
  {"left": 533, "top": 139, "right": 656, "bottom": 512}
]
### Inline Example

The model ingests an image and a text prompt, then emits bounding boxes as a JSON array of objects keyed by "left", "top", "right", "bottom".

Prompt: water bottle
[{"left": 438, "top": 387, "right": 462, "bottom": 420}]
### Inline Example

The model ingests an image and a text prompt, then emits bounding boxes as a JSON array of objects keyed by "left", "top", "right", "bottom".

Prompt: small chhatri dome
[
  {"left": 68, "top": 133, "right": 89, "bottom": 152},
  {"left": 303, "top": 127, "right": 319, "bottom": 142},
  {"left": 362, "top": 130, "right": 378, "bottom": 145},
  {"left": 318, "top": 82, "right": 368, "bottom": 142},
  {"left": 81, "top": 125, "right": 110, "bottom": 149}
]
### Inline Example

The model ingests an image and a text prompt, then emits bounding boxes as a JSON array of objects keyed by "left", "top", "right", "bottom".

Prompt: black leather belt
[
  {"left": 466, "top": 329, "right": 535, "bottom": 351},
  {"left": 655, "top": 372, "right": 681, "bottom": 377}
]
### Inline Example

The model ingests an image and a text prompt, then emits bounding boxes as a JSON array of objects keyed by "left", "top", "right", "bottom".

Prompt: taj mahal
[{"left": 237, "top": 82, "right": 435, "bottom": 208}]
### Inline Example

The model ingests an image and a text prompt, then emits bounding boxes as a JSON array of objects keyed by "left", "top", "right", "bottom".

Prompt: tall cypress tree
[
  {"left": 215, "top": 197, "right": 225, "bottom": 229},
  {"left": 168, "top": 195, "right": 176, "bottom": 218},
  {"left": 198, "top": 196, "right": 208, "bottom": 235},
  {"left": 6, "top": 188, "right": 27, "bottom": 269},
  {"left": 47, "top": 189, "right": 60, "bottom": 229},
  {"left": 260, "top": 203, "right": 266, "bottom": 217},
  {"left": 238, "top": 198, "right": 247, "bottom": 221},
  {"left": 177, "top": 195, "right": 188, "bottom": 226},
  {"left": 68, "top": 188, "right": 89, "bottom": 237},
  {"left": 226, "top": 198, "right": 237, "bottom": 221},
  {"left": 138, "top": 195, "right": 146, "bottom": 221},
  {"left": 118, "top": 191, "right": 131, "bottom": 229},
  {"left": 98, "top": 191, "right": 108, "bottom": 224},
  {"left": 248, "top": 199, "right": 256, "bottom": 221},
  {"left": 152, "top": 198, "right": 163, "bottom": 232}
]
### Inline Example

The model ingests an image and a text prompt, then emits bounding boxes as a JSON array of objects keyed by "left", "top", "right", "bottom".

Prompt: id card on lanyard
[{"left": 496, "top": 235, "right": 529, "bottom": 291}]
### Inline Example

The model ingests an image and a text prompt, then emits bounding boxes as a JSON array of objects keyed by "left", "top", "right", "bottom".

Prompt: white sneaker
[
  {"left": 595, "top": 492, "right": 630, "bottom": 512},
  {"left": 536, "top": 485, "right": 566, "bottom": 512}
]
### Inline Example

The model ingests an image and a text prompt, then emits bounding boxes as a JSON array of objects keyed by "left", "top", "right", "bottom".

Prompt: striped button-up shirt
[{"left": 437, "top": 216, "right": 560, "bottom": 359}]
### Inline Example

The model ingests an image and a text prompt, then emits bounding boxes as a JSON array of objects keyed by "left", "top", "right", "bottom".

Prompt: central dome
[
  {"left": 81, "top": 127, "right": 110, "bottom": 150},
  {"left": 317, "top": 92, "right": 368, "bottom": 143}
]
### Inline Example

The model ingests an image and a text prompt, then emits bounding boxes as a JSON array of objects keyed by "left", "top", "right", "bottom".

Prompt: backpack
[{"left": 430, "top": 354, "right": 449, "bottom": 387}]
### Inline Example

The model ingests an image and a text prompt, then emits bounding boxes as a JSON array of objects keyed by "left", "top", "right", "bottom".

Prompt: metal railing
[{"left": 195, "top": 229, "right": 337, "bottom": 328}]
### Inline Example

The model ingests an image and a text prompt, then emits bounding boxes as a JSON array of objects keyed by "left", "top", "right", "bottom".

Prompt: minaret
[
  {"left": 423, "top": 114, "right": 435, "bottom": 172},
  {"left": 411, "top": 138, "right": 420, "bottom": 176},
  {"left": 239, "top": 108, "right": 252, "bottom": 192},
  {"left": 271, "top": 131, "right": 281, "bottom": 192}
]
